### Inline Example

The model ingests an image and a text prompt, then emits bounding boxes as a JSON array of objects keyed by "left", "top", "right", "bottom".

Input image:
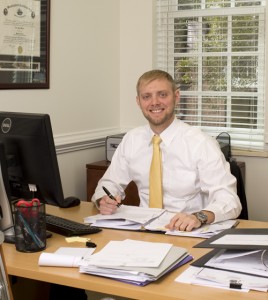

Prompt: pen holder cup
[{"left": 14, "top": 203, "right": 46, "bottom": 252}]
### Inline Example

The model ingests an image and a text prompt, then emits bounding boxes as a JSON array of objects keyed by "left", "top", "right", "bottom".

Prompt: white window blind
[{"left": 155, "top": 0, "right": 266, "bottom": 150}]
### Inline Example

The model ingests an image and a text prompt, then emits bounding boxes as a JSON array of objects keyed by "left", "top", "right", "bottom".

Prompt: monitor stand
[
  {"left": 4, "top": 227, "right": 52, "bottom": 244},
  {"left": 3, "top": 227, "right": 15, "bottom": 244}
]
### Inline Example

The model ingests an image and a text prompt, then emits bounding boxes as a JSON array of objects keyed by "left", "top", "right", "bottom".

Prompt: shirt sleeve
[
  {"left": 91, "top": 134, "right": 132, "bottom": 205},
  {"left": 197, "top": 138, "right": 242, "bottom": 223}
]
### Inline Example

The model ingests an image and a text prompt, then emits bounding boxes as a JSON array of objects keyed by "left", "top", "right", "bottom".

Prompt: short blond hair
[{"left": 136, "top": 70, "right": 178, "bottom": 95}]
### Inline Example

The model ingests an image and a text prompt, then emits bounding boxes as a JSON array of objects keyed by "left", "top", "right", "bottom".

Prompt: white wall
[
  {"left": 0, "top": 0, "right": 121, "bottom": 133},
  {"left": 235, "top": 155, "right": 268, "bottom": 221},
  {"left": 1, "top": 0, "right": 268, "bottom": 221},
  {"left": 120, "top": 0, "right": 153, "bottom": 129},
  {"left": 0, "top": 0, "right": 122, "bottom": 200}
]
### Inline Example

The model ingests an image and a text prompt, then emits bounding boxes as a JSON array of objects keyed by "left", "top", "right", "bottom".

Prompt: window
[{"left": 155, "top": 0, "right": 266, "bottom": 150}]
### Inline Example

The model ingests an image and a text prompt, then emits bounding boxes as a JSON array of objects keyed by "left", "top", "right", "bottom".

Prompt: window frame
[{"left": 154, "top": 0, "right": 267, "bottom": 151}]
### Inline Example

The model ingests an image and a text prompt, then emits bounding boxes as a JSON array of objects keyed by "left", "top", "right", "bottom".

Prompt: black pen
[{"left": 102, "top": 186, "right": 121, "bottom": 207}]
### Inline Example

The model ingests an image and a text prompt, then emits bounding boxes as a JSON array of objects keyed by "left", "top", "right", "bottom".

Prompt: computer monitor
[{"left": 0, "top": 112, "right": 80, "bottom": 242}]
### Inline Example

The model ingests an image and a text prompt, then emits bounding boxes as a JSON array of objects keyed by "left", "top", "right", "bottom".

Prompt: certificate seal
[{"left": 18, "top": 46, "right": 23, "bottom": 54}]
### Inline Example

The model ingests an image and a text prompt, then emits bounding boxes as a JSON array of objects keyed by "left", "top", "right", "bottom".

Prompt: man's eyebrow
[{"left": 158, "top": 90, "right": 169, "bottom": 93}]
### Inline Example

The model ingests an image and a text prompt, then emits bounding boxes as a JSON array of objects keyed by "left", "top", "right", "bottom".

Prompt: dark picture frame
[{"left": 0, "top": 0, "right": 50, "bottom": 89}]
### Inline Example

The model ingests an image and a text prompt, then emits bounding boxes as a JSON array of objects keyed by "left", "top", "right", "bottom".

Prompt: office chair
[
  {"left": 216, "top": 132, "right": 248, "bottom": 220},
  {"left": 216, "top": 132, "right": 231, "bottom": 162}
]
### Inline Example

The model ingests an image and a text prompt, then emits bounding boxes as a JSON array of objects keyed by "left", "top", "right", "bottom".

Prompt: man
[{"left": 92, "top": 70, "right": 242, "bottom": 231}]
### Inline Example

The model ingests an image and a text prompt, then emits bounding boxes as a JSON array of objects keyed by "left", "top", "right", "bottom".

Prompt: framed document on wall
[{"left": 0, "top": 0, "right": 50, "bottom": 89}]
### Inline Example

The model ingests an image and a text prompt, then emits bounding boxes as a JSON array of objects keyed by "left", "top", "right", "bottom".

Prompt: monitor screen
[{"left": 0, "top": 112, "right": 80, "bottom": 241}]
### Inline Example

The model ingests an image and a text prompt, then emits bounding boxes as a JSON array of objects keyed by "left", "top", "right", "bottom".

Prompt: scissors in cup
[{"left": 16, "top": 198, "right": 41, "bottom": 219}]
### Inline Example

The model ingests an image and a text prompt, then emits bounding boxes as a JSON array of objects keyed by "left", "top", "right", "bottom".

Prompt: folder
[
  {"left": 194, "top": 228, "right": 268, "bottom": 250},
  {"left": 191, "top": 247, "right": 268, "bottom": 278},
  {"left": 79, "top": 239, "right": 193, "bottom": 286}
]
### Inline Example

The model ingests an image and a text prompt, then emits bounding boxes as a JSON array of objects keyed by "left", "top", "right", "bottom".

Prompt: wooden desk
[{"left": 3, "top": 201, "right": 268, "bottom": 300}]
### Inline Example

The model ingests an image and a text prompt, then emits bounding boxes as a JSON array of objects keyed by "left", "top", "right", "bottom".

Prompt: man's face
[{"left": 136, "top": 78, "right": 180, "bottom": 134}]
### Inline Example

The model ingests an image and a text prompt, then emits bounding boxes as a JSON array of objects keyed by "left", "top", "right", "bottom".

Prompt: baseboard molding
[{"left": 54, "top": 127, "right": 122, "bottom": 154}]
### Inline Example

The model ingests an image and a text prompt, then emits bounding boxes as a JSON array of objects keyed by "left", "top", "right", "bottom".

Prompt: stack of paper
[
  {"left": 79, "top": 239, "right": 192, "bottom": 286},
  {"left": 84, "top": 205, "right": 238, "bottom": 238}
]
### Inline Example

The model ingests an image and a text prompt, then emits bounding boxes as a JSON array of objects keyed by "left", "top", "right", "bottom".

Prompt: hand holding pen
[{"left": 102, "top": 186, "right": 122, "bottom": 208}]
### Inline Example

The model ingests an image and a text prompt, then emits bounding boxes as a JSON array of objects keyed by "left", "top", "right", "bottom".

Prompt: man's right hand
[{"left": 98, "top": 195, "right": 121, "bottom": 215}]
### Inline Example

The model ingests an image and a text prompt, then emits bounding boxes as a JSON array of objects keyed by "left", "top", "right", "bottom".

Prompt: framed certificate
[{"left": 0, "top": 0, "right": 50, "bottom": 89}]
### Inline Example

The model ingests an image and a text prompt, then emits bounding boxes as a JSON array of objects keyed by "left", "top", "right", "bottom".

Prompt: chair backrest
[
  {"left": 229, "top": 160, "right": 248, "bottom": 220},
  {"left": 216, "top": 132, "right": 231, "bottom": 162},
  {"left": 216, "top": 132, "right": 248, "bottom": 220}
]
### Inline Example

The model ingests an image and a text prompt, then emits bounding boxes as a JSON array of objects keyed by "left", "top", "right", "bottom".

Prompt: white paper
[
  {"left": 0, "top": 0, "right": 41, "bottom": 57},
  {"left": 166, "top": 220, "right": 238, "bottom": 238},
  {"left": 38, "top": 247, "right": 95, "bottom": 268},
  {"left": 82, "top": 239, "right": 172, "bottom": 267},
  {"left": 84, "top": 206, "right": 237, "bottom": 238},
  {"left": 205, "top": 249, "right": 268, "bottom": 277},
  {"left": 39, "top": 253, "right": 82, "bottom": 267},
  {"left": 196, "top": 267, "right": 268, "bottom": 291},
  {"left": 92, "top": 219, "right": 141, "bottom": 230},
  {"left": 84, "top": 205, "right": 166, "bottom": 228},
  {"left": 144, "top": 211, "right": 176, "bottom": 231},
  {"left": 211, "top": 234, "right": 268, "bottom": 246},
  {"left": 175, "top": 266, "right": 249, "bottom": 292},
  {"left": 80, "top": 244, "right": 188, "bottom": 284}
]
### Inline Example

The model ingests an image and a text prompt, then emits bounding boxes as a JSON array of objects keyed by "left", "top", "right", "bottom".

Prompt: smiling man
[{"left": 92, "top": 70, "right": 242, "bottom": 232}]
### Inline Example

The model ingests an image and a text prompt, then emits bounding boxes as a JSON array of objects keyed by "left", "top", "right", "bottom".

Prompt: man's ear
[
  {"left": 175, "top": 89, "right": 180, "bottom": 105},
  {"left": 136, "top": 96, "right": 141, "bottom": 107}
]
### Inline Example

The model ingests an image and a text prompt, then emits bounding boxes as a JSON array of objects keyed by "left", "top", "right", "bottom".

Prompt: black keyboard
[{"left": 45, "top": 214, "right": 102, "bottom": 237}]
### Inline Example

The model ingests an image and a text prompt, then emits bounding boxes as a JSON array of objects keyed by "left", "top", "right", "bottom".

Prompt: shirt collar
[{"left": 147, "top": 118, "right": 180, "bottom": 147}]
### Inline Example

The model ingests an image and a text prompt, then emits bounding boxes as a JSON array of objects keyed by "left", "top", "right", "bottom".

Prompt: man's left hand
[{"left": 165, "top": 212, "right": 202, "bottom": 232}]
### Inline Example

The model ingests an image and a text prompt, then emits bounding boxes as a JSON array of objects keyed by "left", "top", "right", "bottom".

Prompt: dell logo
[{"left": 1, "top": 118, "right": 12, "bottom": 133}]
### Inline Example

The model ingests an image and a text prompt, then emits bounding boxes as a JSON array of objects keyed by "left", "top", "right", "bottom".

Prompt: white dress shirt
[{"left": 92, "top": 118, "right": 242, "bottom": 223}]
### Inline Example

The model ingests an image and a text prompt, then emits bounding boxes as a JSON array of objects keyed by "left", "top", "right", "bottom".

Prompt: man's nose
[{"left": 151, "top": 94, "right": 160, "bottom": 104}]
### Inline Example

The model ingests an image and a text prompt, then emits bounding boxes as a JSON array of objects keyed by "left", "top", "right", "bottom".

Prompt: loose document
[
  {"left": 79, "top": 239, "right": 192, "bottom": 286},
  {"left": 84, "top": 205, "right": 238, "bottom": 238}
]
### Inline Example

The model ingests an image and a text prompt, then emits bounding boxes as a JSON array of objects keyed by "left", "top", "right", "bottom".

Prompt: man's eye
[
  {"left": 160, "top": 92, "right": 167, "bottom": 98},
  {"left": 142, "top": 95, "right": 151, "bottom": 100}
]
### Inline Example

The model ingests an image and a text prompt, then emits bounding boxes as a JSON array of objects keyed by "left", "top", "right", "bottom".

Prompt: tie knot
[{"left": 152, "top": 135, "right": 162, "bottom": 145}]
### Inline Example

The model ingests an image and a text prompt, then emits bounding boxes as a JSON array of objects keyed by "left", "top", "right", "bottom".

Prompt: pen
[
  {"left": 231, "top": 220, "right": 240, "bottom": 228},
  {"left": 102, "top": 186, "right": 121, "bottom": 207},
  {"left": 18, "top": 213, "right": 45, "bottom": 249},
  {"left": 86, "top": 241, "right": 97, "bottom": 248}
]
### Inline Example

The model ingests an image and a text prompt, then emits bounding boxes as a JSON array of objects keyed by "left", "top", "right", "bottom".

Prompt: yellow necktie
[{"left": 149, "top": 135, "right": 163, "bottom": 208}]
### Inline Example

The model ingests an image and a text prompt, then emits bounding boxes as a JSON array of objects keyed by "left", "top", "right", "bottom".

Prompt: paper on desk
[
  {"left": 205, "top": 249, "right": 268, "bottom": 278},
  {"left": 80, "top": 240, "right": 191, "bottom": 285},
  {"left": 84, "top": 206, "right": 237, "bottom": 237},
  {"left": 211, "top": 234, "right": 268, "bottom": 246},
  {"left": 38, "top": 247, "right": 95, "bottom": 268},
  {"left": 175, "top": 266, "right": 250, "bottom": 292},
  {"left": 165, "top": 219, "right": 238, "bottom": 238},
  {"left": 84, "top": 205, "right": 166, "bottom": 230},
  {"left": 90, "top": 219, "right": 142, "bottom": 230},
  {"left": 196, "top": 267, "right": 268, "bottom": 292},
  {"left": 81, "top": 239, "right": 173, "bottom": 267},
  {"left": 144, "top": 211, "right": 176, "bottom": 231},
  {"left": 175, "top": 266, "right": 243, "bottom": 291}
]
